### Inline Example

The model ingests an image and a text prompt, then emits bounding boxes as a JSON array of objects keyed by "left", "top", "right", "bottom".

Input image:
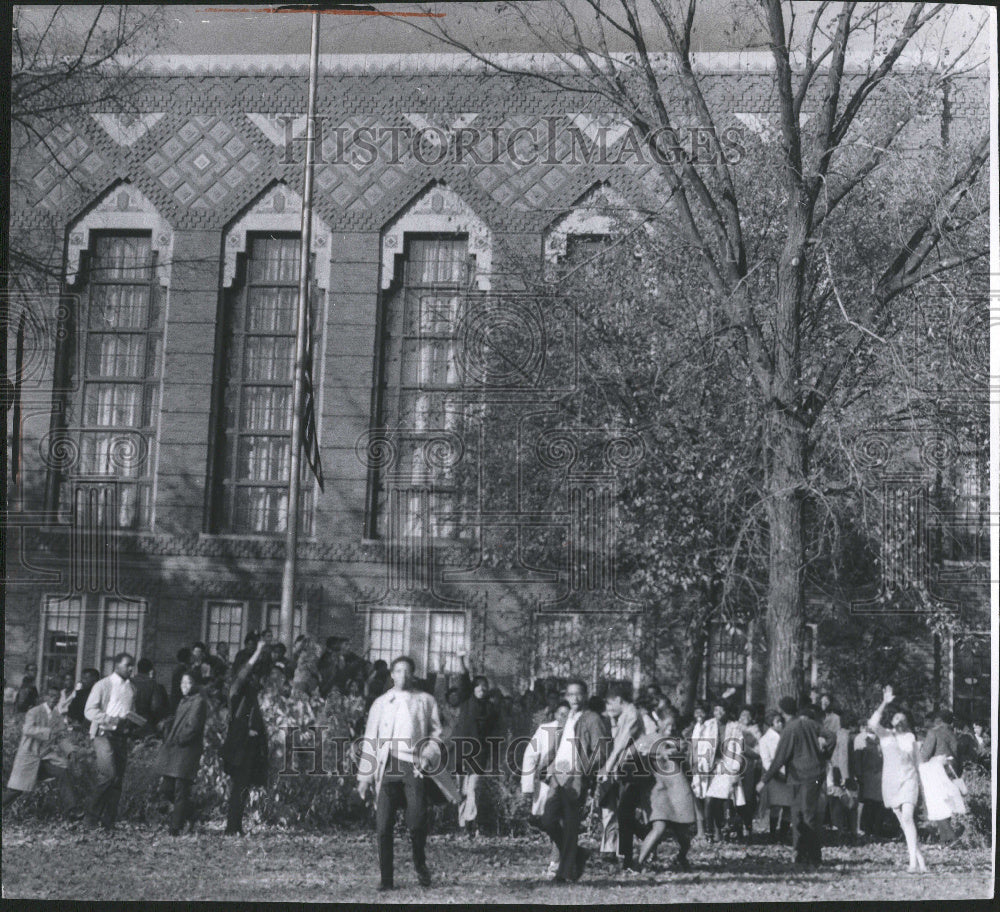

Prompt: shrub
[
  {"left": 3, "top": 694, "right": 540, "bottom": 835},
  {"left": 957, "top": 762, "right": 992, "bottom": 849}
]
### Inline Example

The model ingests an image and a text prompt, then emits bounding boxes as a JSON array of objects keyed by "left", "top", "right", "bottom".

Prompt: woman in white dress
[
  {"left": 688, "top": 703, "right": 715, "bottom": 839},
  {"left": 705, "top": 702, "right": 745, "bottom": 841},
  {"left": 756, "top": 710, "right": 792, "bottom": 842},
  {"left": 867, "top": 685, "right": 926, "bottom": 873}
]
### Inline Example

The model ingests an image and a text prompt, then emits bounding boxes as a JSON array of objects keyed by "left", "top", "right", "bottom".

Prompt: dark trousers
[
  {"left": 226, "top": 765, "right": 254, "bottom": 834},
  {"left": 790, "top": 777, "right": 823, "bottom": 864},
  {"left": 3, "top": 760, "right": 79, "bottom": 812},
  {"left": 539, "top": 782, "right": 583, "bottom": 880},
  {"left": 88, "top": 735, "right": 128, "bottom": 828},
  {"left": 376, "top": 760, "right": 428, "bottom": 886},
  {"left": 707, "top": 797, "right": 729, "bottom": 837},
  {"left": 616, "top": 779, "right": 643, "bottom": 865},
  {"left": 160, "top": 776, "right": 193, "bottom": 834}
]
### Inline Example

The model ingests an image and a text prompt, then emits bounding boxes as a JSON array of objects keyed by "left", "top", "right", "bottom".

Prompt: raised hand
[{"left": 883, "top": 684, "right": 894, "bottom": 704}]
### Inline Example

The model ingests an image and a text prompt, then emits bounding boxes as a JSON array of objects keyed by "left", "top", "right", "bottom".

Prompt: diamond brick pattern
[
  {"left": 314, "top": 115, "right": 418, "bottom": 212},
  {"left": 30, "top": 121, "right": 111, "bottom": 212},
  {"left": 467, "top": 116, "right": 588, "bottom": 213},
  {"left": 143, "top": 115, "right": 263, "bottom": 212}
]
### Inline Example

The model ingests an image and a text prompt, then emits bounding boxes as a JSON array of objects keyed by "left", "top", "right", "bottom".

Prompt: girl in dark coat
[
  {"left": 156, "top": 672, "right": 208, "bottom": 835},
  {"left": 220, "top": 638, "right": 269, "bottom": 835}
]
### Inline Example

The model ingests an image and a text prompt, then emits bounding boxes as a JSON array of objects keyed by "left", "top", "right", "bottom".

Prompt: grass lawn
[{"left": 1, "top": 822, "right": 993, "bottom": 903}]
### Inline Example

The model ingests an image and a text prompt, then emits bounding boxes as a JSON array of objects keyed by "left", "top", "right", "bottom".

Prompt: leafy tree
[{"left": 412, "top": 0, "right": 990, "bottom": 706}]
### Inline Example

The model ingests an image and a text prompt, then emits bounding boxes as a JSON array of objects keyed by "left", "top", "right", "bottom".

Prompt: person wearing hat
[{"left": 756, "top": 695, "right": 829, "bottom": 867}]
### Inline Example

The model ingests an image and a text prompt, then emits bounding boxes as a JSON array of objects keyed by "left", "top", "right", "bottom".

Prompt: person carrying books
[{"left": 84, "top": 653, "right": 140, "bottom": 832}]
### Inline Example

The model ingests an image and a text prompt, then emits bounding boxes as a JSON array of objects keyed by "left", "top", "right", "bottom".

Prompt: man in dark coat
[
  {"left": 757, "top": 696, "right": 829, "bottom": 867},
  {"left": 539, "top": 679, "right": 611, "bottom": 883},
  {"left": 66, "top": 669, "right": 100, "bottom": 730},
  {"left": 317, "top": 635, "right": 347, "bottom": 696},
  {"left": 132, "top": 659, "right": 169, "bottom": 733},
  {"left": 451, "top": 674, "right": 500, "bottom": 835},
  {"left": 170, "top": 648, "right": 192, "bottom": 712},
  {"left": 14, "top": 668, "right": 38, "bottom": 714},
  {"left": 919, "top": 709, "right": 962, "bottom": 844},
  {"left": 156, "top": 672, "right": 208, "bottom": 834},
  {"left": 221, "top": 640, "right": 270, "bottom": 835},
  {"left": 598, "top": 682, "right": 647, "bottom": 872}
]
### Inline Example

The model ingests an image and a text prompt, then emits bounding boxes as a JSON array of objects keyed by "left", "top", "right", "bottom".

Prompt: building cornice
[{"left": 126, "top": 50, "right": 980, "bottom": 77}]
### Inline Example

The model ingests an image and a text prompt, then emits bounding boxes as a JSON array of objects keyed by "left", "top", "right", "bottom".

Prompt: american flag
[{"left": 301, "top": 290, "right": 323, "bottom": 492}]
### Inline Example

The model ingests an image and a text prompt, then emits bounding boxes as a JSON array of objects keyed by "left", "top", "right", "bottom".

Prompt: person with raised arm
[{"left": 866, "top": 685, "right": 926, "bottom": 873}]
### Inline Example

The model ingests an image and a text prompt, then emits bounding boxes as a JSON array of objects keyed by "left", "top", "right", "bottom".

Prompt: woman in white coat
[
  {"left": 705, "top": 702, "right": 745, "bottom": 841},
  {"left": 687, "top": 702, "right": 715, "bottom": 839},
  {"left": 867, "top": 685, "right": 926, "bottom": 873}
]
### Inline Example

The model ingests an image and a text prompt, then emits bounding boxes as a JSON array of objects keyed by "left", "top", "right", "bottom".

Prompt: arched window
[{"left": 54, "top": 184, "right": 173, "bottom": 529}]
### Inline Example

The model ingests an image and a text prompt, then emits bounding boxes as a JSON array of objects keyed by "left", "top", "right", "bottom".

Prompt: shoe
[
  {"left": 620, "top": 863, "right": 643, "bottom": 877},
  {"left": 672, "top": 855, "right": 692, "bottom": 873},
  {"left": 570, "top": 847, "right": 590, "bottom": 882},
  {"left": 377, "top": 881, "right": 395, "bottom": 891},
  {"left": 67, "top": 807, "right": 86, "bottom": 821},
  {"left": 415, "top": 865, "right": 432, "bottom": 888},
  {"left": 552, "top": 875, "right": 568, "bottom": 884}
]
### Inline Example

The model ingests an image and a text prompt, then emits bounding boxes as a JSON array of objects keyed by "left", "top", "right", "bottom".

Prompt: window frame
[
  {"left": 703, "top": 623, "right": 748, "bottom": 700},
  {"left": 367, "top": 608, "right": 410, "bottom": 666},
  {"left": 209, "top": 231, "right": 318, "bottom": 536},
  {"left": 203, "top": 599, "right": 248, "bottom": 659},
  {"left": 369, "top": 233, "right": 475, "bottom": 542},
  {"left": 37, "top": 594, "right": 87, "bottom": 687},
  {"left": 263, "top": 601, "right": 308, "bottom": 642},
  {"left": 58, "top": 229, "right": 163, "bottom": 530},
  {"left": 425, "top": 611, "right": 467, "bottom": 676},
  {"left": 96, "top": 596, "right": 146, "bottom": 675}
]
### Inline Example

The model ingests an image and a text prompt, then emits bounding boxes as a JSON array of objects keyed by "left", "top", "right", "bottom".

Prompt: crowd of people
[{"left": 3, "top": 639, "right": 992, "bottom": 889}]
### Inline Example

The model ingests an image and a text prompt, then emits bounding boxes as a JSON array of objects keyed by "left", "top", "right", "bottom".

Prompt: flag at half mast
[{"left": 302, "top": 286, "right": 324, "bottom": 492}]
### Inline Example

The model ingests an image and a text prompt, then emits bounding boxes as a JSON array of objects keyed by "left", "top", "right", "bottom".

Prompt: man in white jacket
[
  {"left": 84, "top": 652, "right": 136, "bottom": 831},
  {"left": 357, "top": 656, "right": 451, "bottom": 891}
]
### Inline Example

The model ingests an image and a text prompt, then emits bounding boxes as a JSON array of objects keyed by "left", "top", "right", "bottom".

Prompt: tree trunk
[
  {"left": 764, "top": 474, "right": 805, "bottom": 706},
  {"left": 677, "top": 622, "right": 708, "bottom": 717},
  {"left": 764, "top": 199, "right": 809, "bottom": 708}
]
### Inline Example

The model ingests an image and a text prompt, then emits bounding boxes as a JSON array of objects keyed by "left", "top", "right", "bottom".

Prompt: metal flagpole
[{"left": 279, "top": 8, "right": 321, "bottom": 649}]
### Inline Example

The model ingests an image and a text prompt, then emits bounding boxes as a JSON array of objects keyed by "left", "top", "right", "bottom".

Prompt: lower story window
[
  {"left": 264, "top": 602, "right": 306, "bottom": 642},
  {"left": 205, "top": 601, "right": 247, "bottom": 659},
  {"left": 534, "top": 614, "right": 636, "bottom": 688},
  {"left": 535, "top": 615, "right": 577, "bottom": 680},
  {"left": 427, "top": 612, "right": 466, "bottom": 674},
  {"left": 100, "top": 598, "right": 145, "bottom": 675},
  {"left": 368, "top": 609, "right": 408, "bottom": 665},
  {"left": 40, "top": 595, "right": 84, "bottom": 685},
  {"left": 953, "top": 633, "right": 989, "bottom": 724},
  {"left": 705, "top": 623, "right": 747, "bottom": 700}
]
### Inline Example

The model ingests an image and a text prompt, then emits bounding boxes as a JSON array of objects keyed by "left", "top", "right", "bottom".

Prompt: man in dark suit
[
  {"left": 757, "top": 695, "right": 829, "bottom": 867},
  {"left": 539, "top": 678, "right": 611, "bottom": 883}
]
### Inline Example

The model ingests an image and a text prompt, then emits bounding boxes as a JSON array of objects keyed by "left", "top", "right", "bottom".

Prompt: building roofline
[{"left": 128, "top": 50, "right": 983, "bottom": 77}]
